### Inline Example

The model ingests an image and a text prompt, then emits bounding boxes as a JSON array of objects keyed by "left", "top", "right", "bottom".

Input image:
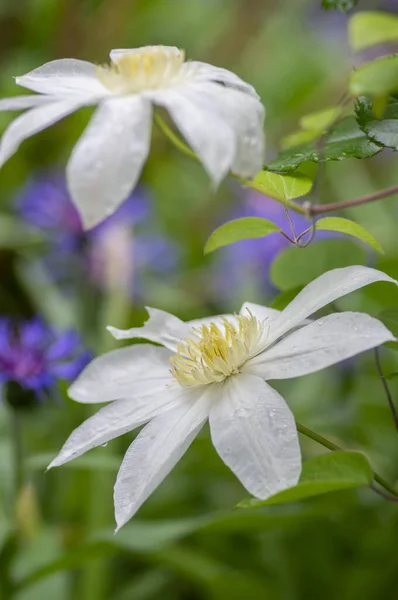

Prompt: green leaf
[
  {"left": 253, "top": 170, "right": 313, "bottom": 200},
  {"left": 282, "top": 107, "right": 342, "bottom": 149},
  {"left": 350, "top": 54, "right": 398, "bottom": 98},
  {"left": 349, "top": 12, "right": 398, "bottom": 52},
  {"left": 16, "top": 508, "right": 323, "bottom": 590},
  {"left": 266, "top": 117, "right": 382, "bottom": 173},
  {"left": 204, "top": 217, "right": 281, "bottom": 254},
  {"left": 378, "top": 307, "right": 398, "bottom": 351},
  {"left": 281, "top": 129, "right": 318, "bottom": 149},
  {"left": 0, "top": 215, "right": 42, "bottom": 249},
  {"left": 356, "top": 96, "right": 398, "bottom": 150},
  {"left": 27, "top": 452, "right": 121, "bottom": 472},
  {"left": 322, "top": 0, "right": 358, "bottom": 13},
  {"left": 299, "top": 106, "right": 342, "bottom": 132},
  {"left": 378, "top": 306, "right": 398, "bottom": 337},
  {"left": 270, "top": 239, "right": 366, "bottom": 290},
  {"left": 270, "top": 287, "right": 304, "bottom": 311},
  {"left": 238, "top": 451, "right": 373, "bottom": 508},
  {"left": 315, "top": 217, "right": 384, "bottom": 253}
]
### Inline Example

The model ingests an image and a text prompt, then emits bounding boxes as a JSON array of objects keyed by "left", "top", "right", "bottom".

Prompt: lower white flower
[
  {"left": 0, "top": 45, "right": 264, "bottom": 229},
  {"left": 49, "top": 266, "right": 397, "bottom": 530}
]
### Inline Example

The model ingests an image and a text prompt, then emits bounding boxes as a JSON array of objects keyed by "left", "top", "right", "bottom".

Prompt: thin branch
[
  {"left": 374, "top": 348, "right": 398, "bottom": 432},
  {"left": 370, "top": 483, "right": 398, "bottom": 502},
  {"left": 308, "top": 184, "right": 398, "bottom": 216},
  {"left": 296, "top": 421, "right": 398, "bottom": 498}
]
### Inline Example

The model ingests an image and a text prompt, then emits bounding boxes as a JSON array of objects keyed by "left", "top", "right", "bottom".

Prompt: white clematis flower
[
  {"left": 49, "top": 266, "right": 396, "bottom": 530},
  {"left": 0, "top": 46, "right": 265, "bottom": 229}
]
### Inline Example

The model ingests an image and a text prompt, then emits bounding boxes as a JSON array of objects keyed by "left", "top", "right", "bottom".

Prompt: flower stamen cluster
[
  {"left": 170, "top": 313, "right": 263, "bottom": 387},
  {"left": 97, "top": 47, "right": 185, "bottom": 94}
]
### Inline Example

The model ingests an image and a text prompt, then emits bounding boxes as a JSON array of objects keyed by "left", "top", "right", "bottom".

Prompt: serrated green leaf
[
  {"left": 270, "top": 239, "right": 366, "bottom": 290},
  {"left": 204, "top": 217, "right": 281, "bottom": 254},
  {"left": 322, "top": 0, "right": 358, "bottom": 13},
  {"left": 349, "top": 12, "right": 398, "bottom": 52},
  {"left": 315, "top": 217, "right": 384, "bottom": 253},
  {"left": 253, "top": 170, "right": 313, "bottom": 201},
  {"left": 238, "top": 451, "right": 373, "bottom": 508},
  {"left": 350, "top": 54, "right": 398, "bottom": 98},
  {"left": 266, "top": 117, "right": 382, "bottom": 173},
  {"left": 356, "top": 96, "right": 398, "bottom": 150}
]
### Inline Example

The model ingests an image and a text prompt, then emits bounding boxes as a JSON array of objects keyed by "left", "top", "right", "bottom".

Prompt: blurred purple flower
[
  {"left": 16, "top": 172, "right": 178, "bottom": 297},
  {"left": 0, "top": 318, "right": 90, "bottom": 396}
]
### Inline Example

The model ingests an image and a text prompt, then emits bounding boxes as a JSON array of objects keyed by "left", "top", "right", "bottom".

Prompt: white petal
[
  {"left": 266, "top": 266, "right": 397, "bottom": 347},
  {"left": 0, "top": 100, "right": 83, "bottom": 168},
  {"left": 107, "top": 307, "right": 190, "bottom": 352},
  {"left": 68, "top": 345, "right": 172, "bottom": 403},
  {"left": 245, "top": 312, "right": 395, "bottom": 379},
  {"left": 66, "top": 96, "right": 152, "bottom": 229},
  {"left": 49, "top": 385, "right": 191, "bottom": 468},
  {"left": 114, "top": 388, "right": 212, "bottom": 529},
  {"left": 209, "top": 374, "right": 301, "bottom": 499},
  {"left": 15, "top": 59, "right": 108, "bottom": 97},
  {"left": 181, "top": 61, "right": 260, "bottom": 98},
  {"left": 179, "top": 81, "right": 265, "bottom": 178},
  {"left": 0, "top": 96, "right": 58, "bottom": 111},
  {"left": 152, "top": 87, "right": 236, "bottom": 186}
]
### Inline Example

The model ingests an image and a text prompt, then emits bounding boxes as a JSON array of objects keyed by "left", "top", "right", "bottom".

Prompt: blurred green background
[{"left": 1, "top": 0, "right": 398, "bottom": 599}]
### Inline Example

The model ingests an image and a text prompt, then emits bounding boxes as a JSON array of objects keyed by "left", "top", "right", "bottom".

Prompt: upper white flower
[
  {"left": 49, "top": 266, "right": 396, "bottom": 530},
  {"left": 0, "top": 46, "right": 265, "bottom": 228}
]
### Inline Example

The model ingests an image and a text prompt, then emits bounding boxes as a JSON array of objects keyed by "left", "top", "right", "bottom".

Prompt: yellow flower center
[
  {"left": 97, "top": 46, "right": 185, "bottom": 94},
  {"left": 170, "top": 314, "right": 264, "bottom": 388}
]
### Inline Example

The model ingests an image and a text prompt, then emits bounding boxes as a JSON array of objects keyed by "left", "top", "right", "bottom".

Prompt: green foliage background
[{"left": 0, "top": 0, "right": 398, "bottom": 599}]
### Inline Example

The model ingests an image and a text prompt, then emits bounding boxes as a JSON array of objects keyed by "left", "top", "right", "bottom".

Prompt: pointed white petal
[
  {"left": 68, "top": 345, "right": 172, "bottom": 403},
  {"left": 245, "top": 312, "right": 395, "bottom": 379},
  {"left": 152, "top": 87, "right": 236, "bottom": 186},
  {"left": 114, "top": 389, "right": 212, "bottom": 529},
  {"left": 15, "top": 59, "right": 108, "bottom": 97},
  {"left": 209, "top": 374, "right": 301, "bottom": 499},
  {"left": 266, "top": 266, "right": 397, "bottom": 347},
  {"left": 181, "top": 61, "right": 259, "bottom": 98},
  {"left": 107, "top": 307, "right": 190, "bottom": 352},
  {"left": 0, "top": 100, "right": 83, "bottom": 168},
  {"left": 66, "top": 96, "right": 152, "bottom": 229},
  {"left": 0, "top": 96, "right": 58, "bottom": 111},
  {"left": 180, "top": 81, "right": 265, "bottom": 178},
  {"left": 49, "top": 385, "right": 191, "bottom": 468}
]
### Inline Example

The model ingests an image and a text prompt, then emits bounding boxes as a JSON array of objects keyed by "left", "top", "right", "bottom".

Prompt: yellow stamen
[
  {"left": 97, "top": 46, "right": 185, "bottom": 94},
  {"left": 170, "top": 313, "right": 264, "bottom": 388}
]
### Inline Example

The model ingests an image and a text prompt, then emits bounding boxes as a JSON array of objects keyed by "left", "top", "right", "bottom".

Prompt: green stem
[
  {"left": 155, "top": 114, "right": 306, "bottom": 214},
  {"left": 296, "top": 422, "right": 398, "bottom": 498},
  {"left": 10, "top": 408, "right": 24, "bottom": 511}
]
